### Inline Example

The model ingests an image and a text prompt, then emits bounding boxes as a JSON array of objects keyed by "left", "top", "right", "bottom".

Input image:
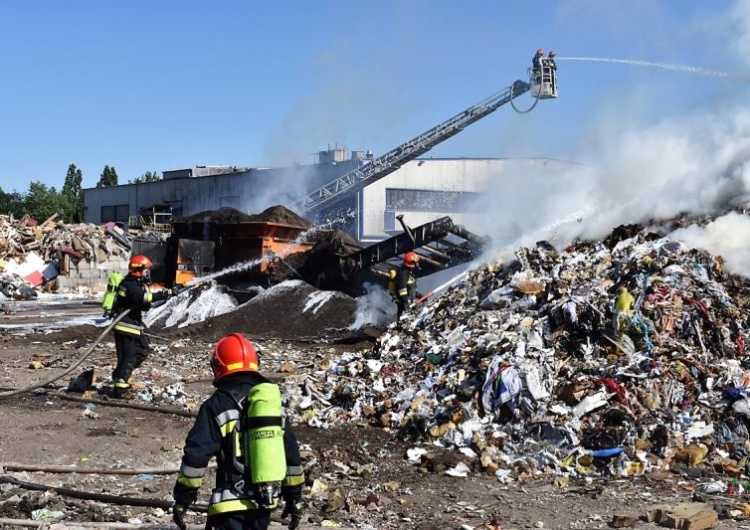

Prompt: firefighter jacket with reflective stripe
[
  {"left": 396, "top": 267, "right": 417, "bottom": 304},
  {"left": 173, "top": 372, "right": 305, "bottom": 517},
  {"left": 111, "top": 274, "right": 168, "bottom": 336}
]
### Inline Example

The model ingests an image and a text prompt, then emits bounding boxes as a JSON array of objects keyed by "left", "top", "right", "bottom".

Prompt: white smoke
[
  {"left": 349, "top": 283, "right": 397, "bottom": 329},
  {"left": 668, "top": 212, "right": 750, "bottom": 277},
  {"left": 731, "top": 0, "right": 750, "bottom": 59}
]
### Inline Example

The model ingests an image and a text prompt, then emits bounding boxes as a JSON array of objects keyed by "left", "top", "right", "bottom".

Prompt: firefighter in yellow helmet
[
  {"left": 394, "top": 251, "right": 420, "bottom": 321},
  {"left": 110, "top": 255, "right": 181, "bottom": 399},
  {"left": 172, "top": 333, "right": 305, "bottom": 530}
]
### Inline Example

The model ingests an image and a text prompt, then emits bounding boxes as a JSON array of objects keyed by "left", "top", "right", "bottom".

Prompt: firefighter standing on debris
[
  {"left": 110, "top": 255, "right": 181, "bottom": 399},
  {"left": 172, "top": 333, "right": 305, "bottom": 530},
  {"left": 393, "top": 251, "right": 420, "bottom": 320},
  {"left": 613, "top": 285, "right": 635, "bottom": 332}
]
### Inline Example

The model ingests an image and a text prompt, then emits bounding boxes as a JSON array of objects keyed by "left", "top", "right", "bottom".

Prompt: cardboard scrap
[{"left": 647, "top": 502, "right": 718, "bottom": 530}]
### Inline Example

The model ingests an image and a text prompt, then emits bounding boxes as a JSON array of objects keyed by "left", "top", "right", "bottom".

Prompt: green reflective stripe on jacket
[{"left": 219, "top": 419, "right": 238, "bottom": 438}]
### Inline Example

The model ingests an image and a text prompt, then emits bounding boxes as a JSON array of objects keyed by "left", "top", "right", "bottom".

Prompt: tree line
[{"left": 0, "top": 165, "right": 160, "bottom": 224}]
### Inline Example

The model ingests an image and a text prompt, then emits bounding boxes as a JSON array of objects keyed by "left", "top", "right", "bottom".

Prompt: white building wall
[{"left": 360, "top": 158, "right": 573, "bottom": 241}]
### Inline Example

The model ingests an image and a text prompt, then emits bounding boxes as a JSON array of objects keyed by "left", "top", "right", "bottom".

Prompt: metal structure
[
  {"left": 128, "top": 204, "right": 173, "bottom": 235},
  {"left": 346, "top": 216, "right": 486, "bottom": 281},
  {"left": 310, "top": 215, "right": 489, "bottom": 296},
  {"left": 528, "top": 65, "right": 558, "bottom": 100},
  {"left": 294, "top": 79, "right": 531, "bottom": 215}
]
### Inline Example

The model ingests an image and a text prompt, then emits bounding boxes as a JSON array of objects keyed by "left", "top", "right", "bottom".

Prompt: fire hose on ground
[{"left": 0, "top": 309, "right": 131, "bottom": 399}]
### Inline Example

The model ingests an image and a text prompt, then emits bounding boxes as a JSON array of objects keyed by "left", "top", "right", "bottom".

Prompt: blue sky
[{"left": 0, "top": 0, "right": 744, "bottom": 192}]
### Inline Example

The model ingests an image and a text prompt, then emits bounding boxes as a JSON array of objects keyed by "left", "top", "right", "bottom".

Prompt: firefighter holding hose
[{"left": 110, "top": 255, "right": 182, "bottom": 399}]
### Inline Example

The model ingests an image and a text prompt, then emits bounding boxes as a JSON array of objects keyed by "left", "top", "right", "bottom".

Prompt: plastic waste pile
[{"left": 283, "top": 222, "right": 750, "bottom": 483}]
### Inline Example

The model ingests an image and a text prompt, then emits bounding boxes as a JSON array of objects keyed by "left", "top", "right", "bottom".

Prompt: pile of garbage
[
  {"left": 0, "top": 213, "right": 132, "bottom": 297},
  {"left": 283, "top": 219, "right": 750, "bottom": 484}
]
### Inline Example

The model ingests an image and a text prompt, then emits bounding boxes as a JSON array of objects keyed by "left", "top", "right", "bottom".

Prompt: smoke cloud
[
  {"left": 668, "top": 212, "right": 750, "bottom": 277},
  {"left": 465, "top": 0, "right": 750, "bottom": 280},
  {"left": 350, "top": 283, "right": 397, "bottom": 329}
]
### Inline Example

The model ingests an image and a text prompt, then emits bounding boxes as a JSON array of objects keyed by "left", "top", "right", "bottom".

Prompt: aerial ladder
[{"left": 293, "top": 70, "right": 556, "bottom": 217}]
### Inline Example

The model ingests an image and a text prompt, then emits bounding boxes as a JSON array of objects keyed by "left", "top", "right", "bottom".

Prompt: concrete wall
[{"left": 56, "top": 256, "right": 130, "bottom": 294}]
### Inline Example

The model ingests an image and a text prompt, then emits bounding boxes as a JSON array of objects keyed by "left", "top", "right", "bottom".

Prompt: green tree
[
  {"left": 130, "top": 170, "right": 160, "bottom": 184},
  {"left": 0, "top": 188, "right": 24, "bottom": 218},
  {"left": 23, "top": 181, "right": 66, "bottom": 221},
  {"left": 96, "top": 165, "right": 119, "bottom": 187},
  {"left": 61, "top": 163, "right": 84, "bottom": 223}
]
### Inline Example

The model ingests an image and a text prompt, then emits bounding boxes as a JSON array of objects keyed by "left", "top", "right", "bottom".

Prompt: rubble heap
[
  {"left": 176, "top": 205, "right": 312, "bottom": 228},
  {"left": 0, "top": 214, "right": 132, "bottom": 298},
  {"left": 283, "top": 221, "right": 750, "bottom": 483}
]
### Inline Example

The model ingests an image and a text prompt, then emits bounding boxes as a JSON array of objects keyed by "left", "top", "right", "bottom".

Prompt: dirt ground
[{"left": 0, "top": 302, "right": 748, "bottom": 530}]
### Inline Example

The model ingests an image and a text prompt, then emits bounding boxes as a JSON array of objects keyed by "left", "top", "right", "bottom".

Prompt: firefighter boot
[{"left": 112, "top": 379, "right": 132, "bottom": 400}]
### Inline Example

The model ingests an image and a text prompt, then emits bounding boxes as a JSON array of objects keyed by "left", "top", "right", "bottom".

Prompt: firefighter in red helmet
[
  {"left": 172, "top": 333, "right": 305, "bottom": 530},
  {"left": 532, "top": 48, "right": 545, "bottom": 69},
  {"left": 531, "top": 48, "right": 545, "bottom": 83},
  {"left": 110, "top": 255, "right": 181, "bottom": 399},
  {"left": 394, "top": 251, "right": 420, "bottom": 322}
]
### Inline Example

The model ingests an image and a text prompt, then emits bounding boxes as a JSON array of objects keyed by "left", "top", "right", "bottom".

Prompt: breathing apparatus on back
[{"left": 101, "top": 271, "right": 123, "bottom": 317}]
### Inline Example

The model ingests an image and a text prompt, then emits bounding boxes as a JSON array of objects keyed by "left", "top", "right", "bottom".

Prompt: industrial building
[
  {"left": 82, "top": 149, "right": 575, "bottom": 243},
  {"left": 83, "top": 73, "right": 572, "bottom": 244}
]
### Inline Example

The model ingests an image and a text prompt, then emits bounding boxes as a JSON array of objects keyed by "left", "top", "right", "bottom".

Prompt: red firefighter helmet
[
  {"left": 128, "top": 255, "right": 153, "bottom": 277},
  {"left": 549, "top": 50, "right": 557, "bottom": 57},
  {"left": 211, "top": 333, "right": 259, "bottom": 382},
  {"left": 536, "top": 48, "right": 544, "bottom": 55},
  {"left": 403, "top": 251, "right": 420, "bottom": 269}
]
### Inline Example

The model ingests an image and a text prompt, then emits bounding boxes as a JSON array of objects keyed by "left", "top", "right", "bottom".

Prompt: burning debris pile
[{"left": 283, "top": 219, "right": 750, "bottom": 485}]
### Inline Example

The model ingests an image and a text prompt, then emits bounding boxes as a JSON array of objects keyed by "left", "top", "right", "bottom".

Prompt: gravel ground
[{"left": 0, "top": 303, "right": 748, "bottom": 529}]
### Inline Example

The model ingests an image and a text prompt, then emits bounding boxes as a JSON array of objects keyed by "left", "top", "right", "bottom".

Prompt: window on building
[
  {"left": 101, "top": 204, "right": 130, "bottom": 223},
  {"left": 385, "top": 188, "right": 481, "bottom": 213}
]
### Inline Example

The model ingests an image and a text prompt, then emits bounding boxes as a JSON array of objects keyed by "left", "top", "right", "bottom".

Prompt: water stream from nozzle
[
  {"left": 185, "top": 211, "right": 356, "bottom": 286},
  {"left": 558, "top": 57, "right": 733, "bottom": 79}
]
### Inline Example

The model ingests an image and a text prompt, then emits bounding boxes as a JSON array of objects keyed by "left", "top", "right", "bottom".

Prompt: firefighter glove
[
  {"left": 172, "top": 504, "right": 187, "bottom": 530},
  {"left": 281, "top": 487, "right": 304, "bottom": 530}
]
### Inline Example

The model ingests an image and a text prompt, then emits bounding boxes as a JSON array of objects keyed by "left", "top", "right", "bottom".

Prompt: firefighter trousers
[{"left": 112, "top": 331, "right": 150, "bottom": 387}]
